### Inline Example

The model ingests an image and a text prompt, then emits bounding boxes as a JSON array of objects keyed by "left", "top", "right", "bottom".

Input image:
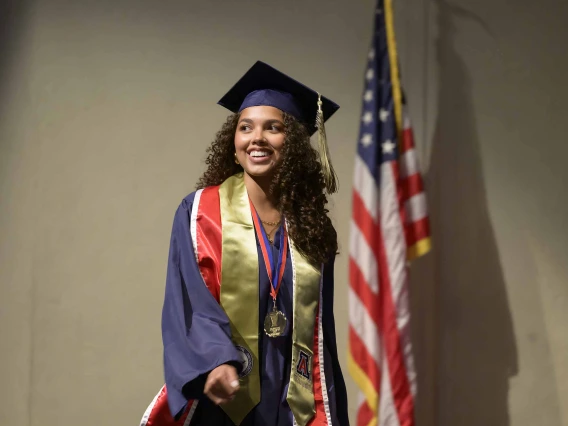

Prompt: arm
[
  {"left": 162, "top": 197, "right": 241, "bottom": 416},
  {"left": 322, "top": 256, "right": 350, "bottom": 426}
]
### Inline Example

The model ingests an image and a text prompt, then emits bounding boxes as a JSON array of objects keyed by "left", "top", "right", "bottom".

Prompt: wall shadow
[
  {"left": 430, "top": 1, "right": 518, "bottom": 424},
  {"left": 0, "top": 0, "right": 31, "bottom": 189},
  {"left": 410, "top": 1, "right": 519, "bottom": 425},
  {"left": 0, "top": 0, "right": 30, "bottom": 114}
]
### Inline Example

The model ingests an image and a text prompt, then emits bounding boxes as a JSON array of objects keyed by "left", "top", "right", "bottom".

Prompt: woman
[{"left": 141, "top": 61, "right": 349, "bottom": 426}]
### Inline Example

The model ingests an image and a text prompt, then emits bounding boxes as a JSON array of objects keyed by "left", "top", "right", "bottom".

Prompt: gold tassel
[{"left": 316, "top": 93, "right": 338, "bottom": 194}]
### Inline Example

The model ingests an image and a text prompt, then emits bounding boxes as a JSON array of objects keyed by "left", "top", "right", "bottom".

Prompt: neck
[{"left": 244, "top": 173, "right": 279, "bottom": 220}]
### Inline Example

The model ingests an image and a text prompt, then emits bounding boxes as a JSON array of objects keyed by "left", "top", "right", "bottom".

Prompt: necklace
[
  {"left": 259, "top": 215, "right": 281, "bottom": 244},
  {"left": 266, "top": 227, "right": 277, "bottom": 244}
]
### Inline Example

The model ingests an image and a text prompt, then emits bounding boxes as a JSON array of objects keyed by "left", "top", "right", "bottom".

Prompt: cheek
[
  {"left": 272, "top": 136, "right": 286, "bottom": 155},
  {"left": 234, "top": 134, "right": 247, "bottom": 151}
]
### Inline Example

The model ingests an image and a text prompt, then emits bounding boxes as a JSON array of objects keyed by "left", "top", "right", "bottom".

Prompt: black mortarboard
[{"left": 217, "top": 61, "right": 339, "bottom": 193}]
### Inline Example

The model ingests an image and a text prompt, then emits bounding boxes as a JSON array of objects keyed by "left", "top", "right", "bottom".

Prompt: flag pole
[{"left": 384, "top": 0, "right": 403, "bottom": 146}]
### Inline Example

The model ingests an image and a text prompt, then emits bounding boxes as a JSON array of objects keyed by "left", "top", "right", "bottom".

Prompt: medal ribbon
[{"left": 249, "top": 199, "right": 288, "bottom": 303}]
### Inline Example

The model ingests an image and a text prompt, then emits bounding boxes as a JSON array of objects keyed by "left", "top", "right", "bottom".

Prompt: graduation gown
[{"left": 154, "top": 191, "right": 349, "bottom": 426}]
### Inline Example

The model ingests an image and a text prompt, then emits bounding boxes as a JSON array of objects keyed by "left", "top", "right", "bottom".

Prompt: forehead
[{"left": 239, "top": 105, "right": 284, "bottom": 121}]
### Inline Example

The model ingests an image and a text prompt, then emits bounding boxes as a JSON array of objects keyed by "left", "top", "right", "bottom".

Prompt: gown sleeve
[
  {"left": 161, "top": 195, "right": 242, "bottom": 417},
  {"left": 322, "top": 255, "right": 350, "bottom": 426}
]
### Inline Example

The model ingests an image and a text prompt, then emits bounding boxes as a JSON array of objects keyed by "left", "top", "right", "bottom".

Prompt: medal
[
  {"left": 264, "top": 303, "right": 288, "bottom": 337},
  {"left": 250, "top": 199, "right": 288, "bottom": 338}
]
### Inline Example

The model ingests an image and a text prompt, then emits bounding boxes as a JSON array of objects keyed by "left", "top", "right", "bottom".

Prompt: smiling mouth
[{"left": 248, "top": 150, "right": 273, "bottom": 160}]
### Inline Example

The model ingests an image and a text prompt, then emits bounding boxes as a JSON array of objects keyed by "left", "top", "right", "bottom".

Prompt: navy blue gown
[{"left": 161, "top": 193, "right": 349, "bottom": 425}]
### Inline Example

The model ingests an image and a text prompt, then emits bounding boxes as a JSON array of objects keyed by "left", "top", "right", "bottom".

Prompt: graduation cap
[{"left": 218, "top": 61, "right": 339, "bottom": 193}]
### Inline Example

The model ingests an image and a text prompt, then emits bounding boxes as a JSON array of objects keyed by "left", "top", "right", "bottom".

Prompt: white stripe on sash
[
  {"left": 317, "top": 267, "right": 333, "bottom": 425},
  {"left": 183, "top": 401, "right": 199, "bottom": 426},
  {"left": 186, "top": 190, "right": 203, "bottom": 425},
  {"left": 190, "top": 189, "right": 203, "bottom": 261},
  {"left": 139, "top": 386, "right": 163, "bottom": 426},
  {"left": 290, "top": 228, "right": 299, "bottom": 426}
]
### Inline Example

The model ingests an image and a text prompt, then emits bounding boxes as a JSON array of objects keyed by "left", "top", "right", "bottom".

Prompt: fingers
[
  {"left": 204, "top": 364, "right": 240, "bottom": 405},
  {"left": 222, "top": 366, "right": 240, "bottom": 395},
  {"left": 207, "top": 393, "right": 233, "bottom": 406},
  {"left": 206, "top": 381, "right": 237, "bottom": 405}
]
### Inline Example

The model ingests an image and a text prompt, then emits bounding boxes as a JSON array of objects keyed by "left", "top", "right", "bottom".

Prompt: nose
[{"left": 249, "top": 125, "right": 267, "bottom": 144}]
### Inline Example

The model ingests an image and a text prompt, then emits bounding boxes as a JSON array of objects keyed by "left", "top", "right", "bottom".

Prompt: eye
[
  {"left": 270, "top": 124, "right": 282, "bottom": 132},
  {"left": 239, "top": 124, "right": 252, "bottom": 132}
]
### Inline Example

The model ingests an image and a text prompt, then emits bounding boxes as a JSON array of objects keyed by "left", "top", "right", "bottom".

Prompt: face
[{"left": 234, "top": 106, "right": 286, "bottom": 178}]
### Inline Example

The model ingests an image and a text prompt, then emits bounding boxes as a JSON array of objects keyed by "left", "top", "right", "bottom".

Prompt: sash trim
[
  {"left": 190, "top": 189, "right": 203, "bottom": 264},
  {"left": 139, "top": 385, "right": 197, "bottom": 426},
  {"left": 316, "top": 269, "right": 333, "bottom": 425}
]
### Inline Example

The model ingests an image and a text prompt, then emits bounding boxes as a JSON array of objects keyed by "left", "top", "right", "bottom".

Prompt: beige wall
[
  {"left": 0, "top": 0, "right": 566, "bottom": 426},
  {"left": 397, "top": 0, "right": 568, "bottom": 424}
]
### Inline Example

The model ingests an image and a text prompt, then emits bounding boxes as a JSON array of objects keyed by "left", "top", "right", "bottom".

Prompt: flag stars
[
  {"left": 366, "top": 68, "right": 374, "bottom": 81},
  {"left": 379, "top": 108, "right": 390, "bottom": 122},
  {"left": 361, "top": 111, "right": 373, "bottom": 125},
  {"left": 361, "top": 134, "right": 373, "bottom": 147},
  {"left": 383, "top": 140, "right": 396, "bottom": 154},
  {"left": 368, "top": 49, "right": 375, "bottom": 61},
  {"left": 364, "top": 90, "right": 373, "bottom": 102}
]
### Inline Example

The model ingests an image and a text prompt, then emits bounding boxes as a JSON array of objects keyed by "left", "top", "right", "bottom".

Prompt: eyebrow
[{"left": 238, "top": 118, "right": 284, "bottom": 126}]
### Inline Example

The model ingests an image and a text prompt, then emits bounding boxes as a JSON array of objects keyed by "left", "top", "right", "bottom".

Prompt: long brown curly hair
[{"left": 196, "top": 112, "right": 337, "bottom": 265}]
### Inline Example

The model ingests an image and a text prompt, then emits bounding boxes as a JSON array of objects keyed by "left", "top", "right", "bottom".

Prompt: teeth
[{"left": 250, "top": 151, "right": 270, "bottom": 158}]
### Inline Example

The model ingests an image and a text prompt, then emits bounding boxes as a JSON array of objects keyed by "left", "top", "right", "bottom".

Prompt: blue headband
[{"left": 238, "top": 89, "right": 303, "bottom": 121}]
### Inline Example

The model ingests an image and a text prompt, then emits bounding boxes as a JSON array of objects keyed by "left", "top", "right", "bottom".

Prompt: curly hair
[{"left": 196, "top": 113, "right": 337, "bottom": 265}]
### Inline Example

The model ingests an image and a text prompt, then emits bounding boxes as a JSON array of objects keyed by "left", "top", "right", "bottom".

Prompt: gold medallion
[{"left": 264, "top": 308, "right": 287, "bottom": 337}]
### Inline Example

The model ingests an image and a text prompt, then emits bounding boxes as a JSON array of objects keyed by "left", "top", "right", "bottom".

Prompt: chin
[{"left": 244, "top": 166, "right": 276, "bottom": 178}]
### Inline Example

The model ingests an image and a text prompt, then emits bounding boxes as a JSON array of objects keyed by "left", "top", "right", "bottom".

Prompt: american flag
[{"left": 348, "top": 1, "right": 431, "bottom": 425}]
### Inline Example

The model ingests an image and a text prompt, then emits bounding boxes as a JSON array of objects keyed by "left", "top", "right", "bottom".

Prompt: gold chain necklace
[
  {"left": 267, "top": 231, "right": 276, "bottom": 244},
  {"left": 261, "top": 218, "right": 280, "bottom": 244}
]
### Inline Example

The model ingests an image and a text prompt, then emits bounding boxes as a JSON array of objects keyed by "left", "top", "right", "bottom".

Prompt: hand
[{"left": 204, "top": 364, "right": 240, "bottom": 405}]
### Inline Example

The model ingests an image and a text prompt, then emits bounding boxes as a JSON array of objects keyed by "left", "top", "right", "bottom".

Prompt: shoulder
[
  {"left": 179, "top": 191, "right": 198, "bottom": 210},
  {"left": 169, "top": 190, "right": 206, "bottom": 234},
  {"left": 176, "top": 185, "right": 220, "bottom": 214},
  {"left": 168, "top": 192, "right": 196, "bottom": 218},
  {"left": 169, "top": 191, "right": 200, "bottom": 227}
]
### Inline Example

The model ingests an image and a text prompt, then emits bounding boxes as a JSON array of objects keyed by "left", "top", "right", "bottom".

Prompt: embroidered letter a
[{"left": 296, "top": 351, "right": 311, "bottom": 380}]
